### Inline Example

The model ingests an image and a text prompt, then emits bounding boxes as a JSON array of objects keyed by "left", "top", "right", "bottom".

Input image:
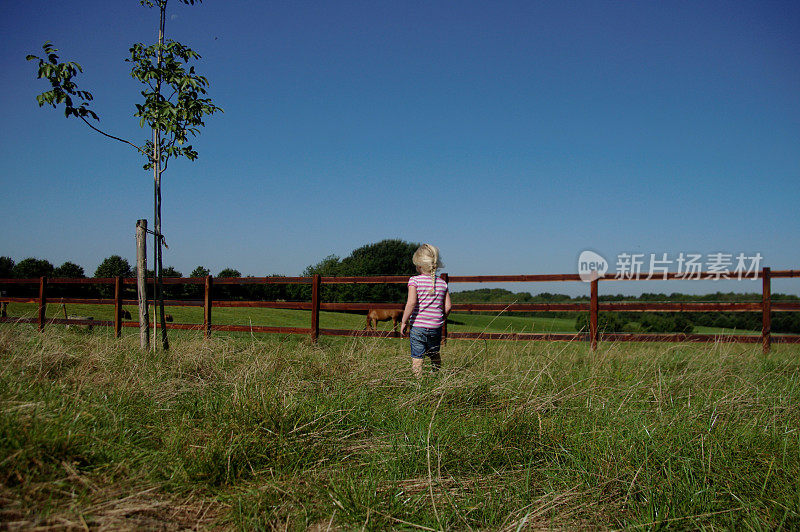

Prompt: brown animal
[{"left": 366, "top": 309, "right": 403, "bottom": 332}]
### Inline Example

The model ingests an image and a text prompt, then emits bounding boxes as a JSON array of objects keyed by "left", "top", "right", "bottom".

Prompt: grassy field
[
  {"left": 3, "top": 302, "right": 753, "bottom": 337},
  {"left": 1, "top": 322, "right": 798, "bottom": 530}
]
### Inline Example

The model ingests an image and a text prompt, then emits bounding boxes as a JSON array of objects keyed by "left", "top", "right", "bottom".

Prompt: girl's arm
[
  {"left": 400, "top": 284, "right": 417, "bottom": 335},
  {"left": 444, "top": 291, "right": 452, "bottom": 317}
]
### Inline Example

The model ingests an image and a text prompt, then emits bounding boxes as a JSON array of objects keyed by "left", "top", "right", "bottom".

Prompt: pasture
[
  {"left": 0, "top": 301, "right": 751, "bottom": 338},
  {"left": 1, "top": 320, "right": 798, "bottom": 530}
]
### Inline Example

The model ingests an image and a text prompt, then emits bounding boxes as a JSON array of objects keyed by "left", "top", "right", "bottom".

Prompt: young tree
[{"left": 27, "top": 0, "right": 221, "bottom": 350}]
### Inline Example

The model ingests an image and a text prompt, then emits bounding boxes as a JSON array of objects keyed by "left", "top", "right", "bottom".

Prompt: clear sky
[{"left": 1, "top": 1, "right": 798, "bottom": 296}]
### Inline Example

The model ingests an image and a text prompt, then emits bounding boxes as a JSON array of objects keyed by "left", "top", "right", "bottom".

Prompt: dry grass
[{"left": 1, "top": 323, "right": 799, "bottom": 530}]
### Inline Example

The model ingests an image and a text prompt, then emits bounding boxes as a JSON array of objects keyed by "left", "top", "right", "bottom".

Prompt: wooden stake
[{"left": 136, "top": 219, "right": 150, "bottom": 350}]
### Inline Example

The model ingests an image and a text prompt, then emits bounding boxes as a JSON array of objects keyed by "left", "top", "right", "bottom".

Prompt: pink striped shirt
[{"left": 408, "top": 274, "right": 448, "bottom": 328}]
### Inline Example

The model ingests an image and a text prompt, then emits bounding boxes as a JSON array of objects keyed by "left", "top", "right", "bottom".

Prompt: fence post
[
  {"left": 441, "top": 273, "right": 449, "bottom": 344},
  {"left": 38, "top": 276, "right": 47, "bottom": 332},
  {"left": 114, "top": 276, "right": 123, "bottom": 338},
  {"left": 762, "top": 267, "right": 771, "bottom": 354},
  {"left": 310, "top": 274, "right": 321, "bottom": 343},
  {"left": 590, "top": 278, "right": 599, "bottom": 351},
  {"left": 204, "top": 275, "right": 213, "bottom": 339},
  {"left": 136, "top": 219, "right": 149, "bottom": 350}
]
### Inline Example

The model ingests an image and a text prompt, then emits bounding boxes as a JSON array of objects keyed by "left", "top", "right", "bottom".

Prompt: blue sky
[{"left": 1, "top": 1, "right": 798, "bottom": 296}]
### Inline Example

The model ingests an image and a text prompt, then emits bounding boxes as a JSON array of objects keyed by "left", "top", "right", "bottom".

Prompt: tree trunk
[
  {"left": 153, "top": 1, "right": 169, "bottom": 351},
  {"left": 156, "top": 170, "right": 168, "bottom": 350},
  {"left": 152, "top": 159, "right": 159, "bottom": 352}
]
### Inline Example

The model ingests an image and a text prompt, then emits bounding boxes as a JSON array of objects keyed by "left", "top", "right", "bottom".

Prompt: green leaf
[{"left": 30, "top": 0, "right": 219, "bottom": 171}]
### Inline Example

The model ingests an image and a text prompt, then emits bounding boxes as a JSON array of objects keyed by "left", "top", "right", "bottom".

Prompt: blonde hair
[{"left": 412, "top": 244, "right": 443, "bottom": 294}]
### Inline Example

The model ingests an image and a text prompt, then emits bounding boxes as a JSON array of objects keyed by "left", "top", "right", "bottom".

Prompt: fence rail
[{"left": 1, "top": 268, "right": 799, "bottom": 352}]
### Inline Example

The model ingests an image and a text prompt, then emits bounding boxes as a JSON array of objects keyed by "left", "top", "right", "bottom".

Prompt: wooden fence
[{"left": 1, "top": 268, "right": 799, "bottom": 352}]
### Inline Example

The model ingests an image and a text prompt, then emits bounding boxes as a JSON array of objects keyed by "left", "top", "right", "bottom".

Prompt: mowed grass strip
[
  {"left": 3, "top": 302, "right": 752, "bottom": 336},
  {"left": 1, "top": 323, "right": 798, "bottom": 530},
  {"left": 3, "top": 302, "right": 578, "bottom": 335}
]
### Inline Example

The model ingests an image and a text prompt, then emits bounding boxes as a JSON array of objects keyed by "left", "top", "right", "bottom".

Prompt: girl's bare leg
[
  {"left": 430, "top": 352, "right": 441, "bottom": 373},
  {"left": 412, "top": 358, "right": 423, "bottom": 378}
]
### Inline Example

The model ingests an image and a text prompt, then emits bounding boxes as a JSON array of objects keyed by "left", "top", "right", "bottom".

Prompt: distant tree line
[
  {"left": 452, "top": 288, "right": 800, "bottom": 334},
  {"left": 3, "top": 243, "right": 798, "bottom": 334},
  {"left": 0, "top": 255, "right": 244, "bottom": 300},
  {"left": 0, "top": 239, "right": 419, "bottom": 303}
]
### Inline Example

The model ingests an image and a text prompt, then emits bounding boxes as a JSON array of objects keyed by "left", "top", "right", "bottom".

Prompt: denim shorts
[{"left": 409, "top": 326, "right": 442, "bottom": 359}]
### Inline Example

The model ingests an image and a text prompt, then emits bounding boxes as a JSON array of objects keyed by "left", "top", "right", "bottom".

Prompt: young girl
[{"left": 400, "top": 244, "right": 452, "bottom": 378}]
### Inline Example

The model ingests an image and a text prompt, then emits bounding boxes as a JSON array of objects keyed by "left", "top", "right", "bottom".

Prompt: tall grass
[{"left": 1, "top": 323, "right": 798, "bottom": 529}]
